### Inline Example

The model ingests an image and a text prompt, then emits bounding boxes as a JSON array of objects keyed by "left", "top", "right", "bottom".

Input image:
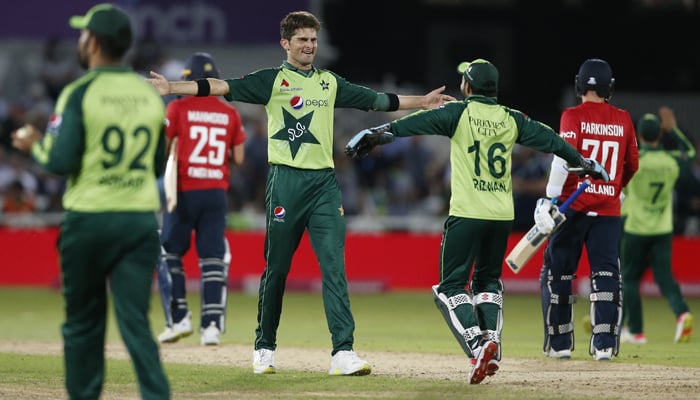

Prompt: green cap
[
  {"left": 69, "top": 4, "right": 132, "bottom": 48},
  {"left": 637, "top": 113, "right": 661, "bottom": 142},
  {"left": 457, "top": 59, "right": 499, "bottom": 92}
]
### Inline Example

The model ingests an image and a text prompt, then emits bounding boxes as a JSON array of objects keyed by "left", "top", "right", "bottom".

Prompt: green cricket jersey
[
  {"left": 31, "top": 66, "right": 166, "bottom": 212},
  {"left": 390, "top": 95, "right": 582, "bottom": 220},
  {"left": 622, "top": 128, "right": 696, "bottom": 235},
  {"left": 225, "top": 61, "right": 379, "bottom": 170}
]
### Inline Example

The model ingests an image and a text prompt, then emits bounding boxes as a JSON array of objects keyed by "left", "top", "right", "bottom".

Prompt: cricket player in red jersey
[
  {"left": 535, "top": 59, "right": 639, "bottom": 361},
  {"left": 157, "top": 52, "right": 246, "bottom": 346}
]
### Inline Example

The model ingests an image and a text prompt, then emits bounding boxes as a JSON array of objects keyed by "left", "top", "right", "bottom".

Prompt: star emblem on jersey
[
  {"left": 319, "top": 80, "right": 330, "bottom": 90},
  {"left": 271, "top": 109, "right": 320, "bottom": 159}
]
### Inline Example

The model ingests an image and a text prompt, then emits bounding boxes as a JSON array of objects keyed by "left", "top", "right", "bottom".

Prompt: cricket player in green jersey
[
  {"left": 345, "top": 59, "right": 608, "bottom": 384},
  {"left": 147, "top": 10, "right": 454, "bottom": 376},
  {"left": 620, "top": 107, "right": 696, "bottom": 344},
  {"left": 12, "top": 4, "right": 170, "bottom": 399}
]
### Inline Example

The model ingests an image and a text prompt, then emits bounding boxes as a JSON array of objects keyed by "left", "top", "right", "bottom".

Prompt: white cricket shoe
[
  {"left": 200, "top": 321, "right": 220, "bottom": 346},
  {"left": 253, "top": 349, "right": 276, "bottom": 374},
  {"left": 593, "top": 347, "right": 614, "bottom": 361},
  {"left": 328, "top": 350, "right": 371, "bottom": 376},
  {"left": 157, "top": 311, "right": 193, "bottom": 343},
  {"left": 468, "top": 341, "right": 499, "bottom": 384},
  {"left": 544, "top": 348, "right": 572, "bottom": 359},
  {"left": 621, "top": 327, "right": 647, "bottom": 344}
]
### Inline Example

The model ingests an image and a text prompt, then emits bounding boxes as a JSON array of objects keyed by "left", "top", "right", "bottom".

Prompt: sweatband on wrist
[
  {"left": 386, "top": 93, "right": 399, "bottom": 111},
  {"left": 195, "top": 79, "right": 211, "bottom": 97}
]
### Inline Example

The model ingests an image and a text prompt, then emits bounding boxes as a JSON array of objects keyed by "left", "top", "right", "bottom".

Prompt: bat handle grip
[{"left": 557, "top": 178, "right": 591, "bottom": 213}]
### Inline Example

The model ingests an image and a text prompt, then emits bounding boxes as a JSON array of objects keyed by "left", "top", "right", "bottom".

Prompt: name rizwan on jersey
[{"left": 472, "top": 179, "right": 508, "bottom": 192}]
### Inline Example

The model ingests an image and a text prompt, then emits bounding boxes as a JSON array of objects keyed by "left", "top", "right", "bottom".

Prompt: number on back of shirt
[
  {"left": 188, "top": 125, "right": 226, "bottom": 166},
  {"left": 581, "top": 138, "right": 619, "bottom": 180}
]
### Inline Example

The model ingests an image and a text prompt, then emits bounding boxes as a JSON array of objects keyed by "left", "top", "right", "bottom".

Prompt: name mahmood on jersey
[{"left": 271, "top": 108, "right": 320, "bottom": 159}]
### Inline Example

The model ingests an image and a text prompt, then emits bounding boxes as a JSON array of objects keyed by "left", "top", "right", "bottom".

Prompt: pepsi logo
[
  {"left": 290, "top": 96, "right": 304, "bottom": 110},
  {"left": 274, "top": 206, "right": 286, "bottom": 219},
  {"left": 48, "top": 114, "right": 62, "bottom": 129}
]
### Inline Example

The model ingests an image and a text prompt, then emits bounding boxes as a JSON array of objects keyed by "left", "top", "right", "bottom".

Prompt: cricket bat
[
  {"left": 164, "top": 137, "right": 178, "bottom": 213},
  {"left": 505, "top": 179, "right": 591, "bottom": 274}
]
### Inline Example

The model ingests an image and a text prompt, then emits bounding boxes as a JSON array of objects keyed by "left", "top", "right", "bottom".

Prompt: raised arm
[
  {"left": 397, "top": 85, "right": 455, "bottom": 110},
  {"left": 148, "top": 71, "right": 230, "bottom": 97},
  {"left": 659, "top": 106, "right": 697, "bottom": 161}
]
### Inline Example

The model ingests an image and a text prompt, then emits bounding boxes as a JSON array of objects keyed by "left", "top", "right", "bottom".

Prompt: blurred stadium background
[{"left": 2, "top": 0, "right": 699, "bottom": 294}]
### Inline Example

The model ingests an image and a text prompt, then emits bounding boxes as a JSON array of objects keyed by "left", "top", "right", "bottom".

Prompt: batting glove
[
  {"left": 534, "top": 198, "right": 556, "bottom": 234},
  {"left": 568, "top": 157, "right": 610, "bottom": 182}
]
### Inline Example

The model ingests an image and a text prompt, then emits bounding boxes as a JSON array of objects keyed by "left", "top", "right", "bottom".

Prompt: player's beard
[{"left": 77, "top": 39, "right": 89, "bottom": 70}]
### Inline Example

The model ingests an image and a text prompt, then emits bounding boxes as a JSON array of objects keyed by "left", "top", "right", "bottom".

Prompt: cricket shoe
[
  {"left": 544, "top": 348, "right": 572, "bottom": 359},
  {"left": 674, "top": 312, "right": 693, "bottom": 343},
  {"left": 468, "top": 341, "right": 499, "bottom": 384},
  {"left": 328, "top": 350, "right": 372, "bottom": 376},
  {"left": 200, "top": 322, "right": 220, "bottom": 346},
  {"left": 593, "top": 347, "right": 614, "bottom": 361},
  {"left": 253, "top": 349, "right": 276, "bottom": 374},
  {"left": 157, "top": 311, "right": 193, "bottom": 343},
  {"left": 620, "top": 327, "right": 647, "bottom": 344}
]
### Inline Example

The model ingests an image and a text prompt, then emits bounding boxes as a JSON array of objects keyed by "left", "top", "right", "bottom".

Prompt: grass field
[{"left": 1, "top": 287, "right": 699, "bottom": 399}]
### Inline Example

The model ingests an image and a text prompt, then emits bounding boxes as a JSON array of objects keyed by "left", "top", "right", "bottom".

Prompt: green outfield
[{"left": 1, "top": 287, "right": 699, "bottom": 399}]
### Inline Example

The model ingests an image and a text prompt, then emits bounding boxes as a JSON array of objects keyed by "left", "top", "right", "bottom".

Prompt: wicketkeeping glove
[
  {"left": 568, "top": 157, "right": 610, "bottom": 182},
  {"left": 344, "top": 124, "right": 395, "bottom": 158}
]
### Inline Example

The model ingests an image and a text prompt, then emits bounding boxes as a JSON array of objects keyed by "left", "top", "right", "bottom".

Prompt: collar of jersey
[
  {"left": 89, "top": 65, "right": 131, "bottom": 73},
  {"left": 465, "top": 94, "right": 498, "bottom": 104},
  {"left": 281, "top": 61, "right": 316, "bottom": 77},
  {"left": 639, "top": 143, "right": 663, "bottom": 151}
]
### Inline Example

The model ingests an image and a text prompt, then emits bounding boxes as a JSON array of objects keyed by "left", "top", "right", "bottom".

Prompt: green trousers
[
  {"left": 59, "top": 211, "right": 170, "bottom": 400},
  {"left": 255, "top": 165, "right": 355, "bottom": 354},
  {"left": 438, "top": 216, "right": 511, "bottom": 347},
  {"left": 621, "top": 232, "right": 690, "bottom": 334}
]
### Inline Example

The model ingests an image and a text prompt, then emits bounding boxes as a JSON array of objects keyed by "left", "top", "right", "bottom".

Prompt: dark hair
[
  {"left": 92, "top": 31, "right": 131, "bottom": 60},
  {"left": 469, "top": 86, "right": 498, "bottom": 97},
  {"left": 280, "top": 11, "right": 321, "bottom": 40}
]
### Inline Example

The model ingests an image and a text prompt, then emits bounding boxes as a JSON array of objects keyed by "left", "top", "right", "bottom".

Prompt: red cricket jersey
[
  {"left": 166, "top": 96, "right": 246, "bottom": 192},
  {"left": 558, "top": 101, "right": 639, "bottom": 216}
]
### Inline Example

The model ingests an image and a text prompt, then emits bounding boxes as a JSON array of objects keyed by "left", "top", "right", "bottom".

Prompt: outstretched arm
[
  {"left": 397, "top": 85, "right": 455, "bottom": 110},
  {"left": 147, "top": 71, "right": 230, "bottom": 97}
]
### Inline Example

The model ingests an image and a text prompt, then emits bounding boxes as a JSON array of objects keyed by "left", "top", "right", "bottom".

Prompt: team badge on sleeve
[{"left": 47, "top": 114, "right": 63, "bottom": 136}]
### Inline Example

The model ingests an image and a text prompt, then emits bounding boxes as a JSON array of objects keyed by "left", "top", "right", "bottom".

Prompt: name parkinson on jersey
[
  {"left": 581, "top": 122, "right": 624, "bottom": 136},
  {"left": 560, "top": 123, "right": 624, "bottom": 139}
]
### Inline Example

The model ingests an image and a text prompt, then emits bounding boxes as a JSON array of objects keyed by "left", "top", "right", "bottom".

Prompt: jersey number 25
[{"left": 188, "top": 125, "right": 227, "bottom": 166}]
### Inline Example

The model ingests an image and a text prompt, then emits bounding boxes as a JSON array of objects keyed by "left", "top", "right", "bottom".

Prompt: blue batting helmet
[{"left": 575, "top": 58, "right": 615, "bottom": 99}]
